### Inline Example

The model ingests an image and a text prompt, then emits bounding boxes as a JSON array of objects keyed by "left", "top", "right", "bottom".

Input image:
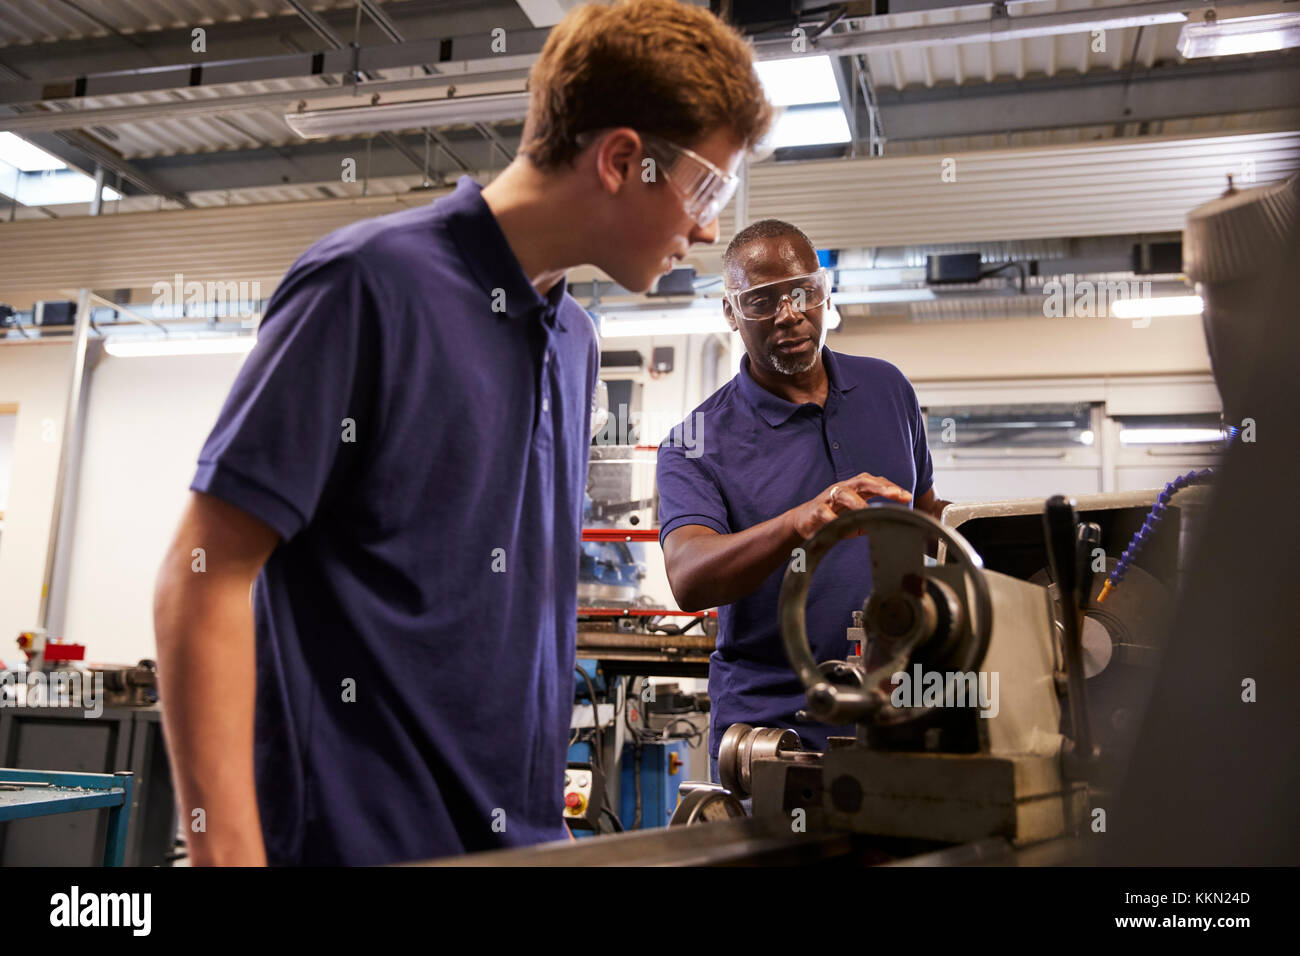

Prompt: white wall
[
  {"left": 601, "top": 312, "right": 1212, "bottom": 416},
  {"left": 0, "top": 412, "right": 15, "bottom": 513},
  {"left": 602, "top": 314, "right": 1215, "bottom": 606},
  {"left": 0, "top": 308, "right": 1216, "bottom": 669},
  {"left": 599, "top": 332, "right": 738, "bottom": 437},
  {"left": 829, "top": 313, "right": 1211, "bottom": 383},
  {"left": 60, "top": 352, "right": 247, "bottom": 665},
  {"left": 0, "top": 342, "right": 72, "bottom": 670}
]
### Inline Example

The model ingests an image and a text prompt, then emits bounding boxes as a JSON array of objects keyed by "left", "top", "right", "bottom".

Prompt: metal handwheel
[{"left": 778, "top": 504, "right": 994, "bottom": 726}]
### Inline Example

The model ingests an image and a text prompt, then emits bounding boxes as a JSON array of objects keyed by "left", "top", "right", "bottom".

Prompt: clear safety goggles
[
  {"left": 724, "top": 269, "right": 831, "bottom": 322},
  {"left": 576, "top": 129, "right": 740, "bottom": 228},
  {"left": 639, "top": 133, "right": 740, "bottom": 228}
]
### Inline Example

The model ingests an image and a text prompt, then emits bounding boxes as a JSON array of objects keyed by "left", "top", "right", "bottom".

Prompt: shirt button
[
  {"left": 542, "top": 399, "right": 550, "bottom": 412},
  {"left": 832, "top": 441, "right": 841, "bottom": 450}
]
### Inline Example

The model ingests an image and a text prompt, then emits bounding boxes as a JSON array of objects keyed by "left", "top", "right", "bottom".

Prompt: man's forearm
[
  {"left": 668, "top": 511, "right": 803, "bottom": 611},
  {"left": 154, "top": 559, "right": 267, "bottom": 866}
]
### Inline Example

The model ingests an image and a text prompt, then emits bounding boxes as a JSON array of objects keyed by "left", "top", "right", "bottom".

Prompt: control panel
[{"left": 563, "top": 763, "right": 604, "bottom": 831}]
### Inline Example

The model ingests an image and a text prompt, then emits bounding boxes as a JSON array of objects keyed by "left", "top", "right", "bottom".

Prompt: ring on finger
[{"left": 828, "top": 485, "right": 840, "bottom": 507}]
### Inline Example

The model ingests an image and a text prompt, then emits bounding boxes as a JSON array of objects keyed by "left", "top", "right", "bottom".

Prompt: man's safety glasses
[
  {"left": 638, "top": 133, "right": 739, "bottom": 229},
  {"left": 724, "top": 269, "right": 831, "bottom": 322},
  {"left": 575, "top": 129, "right": 740, "bottom": 229}
]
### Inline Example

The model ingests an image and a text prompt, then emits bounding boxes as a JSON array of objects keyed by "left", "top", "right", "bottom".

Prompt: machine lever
[
  {"left": 1043, "top": 496, "right": 1098, "bottom": 774},
  {"left": 1043, "top": 496, "right": 1078, "bottom": 603}
]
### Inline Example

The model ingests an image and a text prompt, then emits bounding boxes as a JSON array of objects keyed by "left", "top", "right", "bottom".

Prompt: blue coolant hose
[{"left": 1097, "top": 426, "right": 1237, "bottom": 604}]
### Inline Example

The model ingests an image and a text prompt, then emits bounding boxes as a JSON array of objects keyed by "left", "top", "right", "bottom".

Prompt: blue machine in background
[
  {"left": 578, "top": 498, "right": 647, "bottom": 606},
  {"left": 567, "top": 660, "right": 700, "bottom": 837},
  {"left": 567, "top": 658, "right": 613, "bottom": 839},
  {"left": 620, "top": 739, "right": 690, "bottom": 830}
]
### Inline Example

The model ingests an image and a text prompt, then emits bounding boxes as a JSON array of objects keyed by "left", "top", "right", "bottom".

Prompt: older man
[{"left": 657, "top": 219, "right": 948, "bottom": 779}]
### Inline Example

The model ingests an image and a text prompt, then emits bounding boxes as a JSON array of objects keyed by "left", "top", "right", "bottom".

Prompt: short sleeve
[
  {"left": 656, "top": 430, "right": 731, "bottom": 543},
  {"left": 909, "top": 383, "right": 934, "bottom": 497},
  {"left": 191, "top": 253, "right": 376, "bottom": 541}
]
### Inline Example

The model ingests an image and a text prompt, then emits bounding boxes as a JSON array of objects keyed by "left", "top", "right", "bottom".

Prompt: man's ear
[
  {"left": 593, "top": 128, "right": 641, "bottom": 196},
  {"left": 823, "top": 297, "right": 841, "bottom": 332},
  {"left": 723, "top": 300, "right": 739, "bottom": 332}
]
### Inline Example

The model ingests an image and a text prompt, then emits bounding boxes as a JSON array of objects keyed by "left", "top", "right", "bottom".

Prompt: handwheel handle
[{"left": 778, "top": 504, "right": 992, "bottom": 725}]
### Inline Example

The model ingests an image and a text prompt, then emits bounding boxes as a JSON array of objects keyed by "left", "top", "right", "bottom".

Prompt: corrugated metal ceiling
[
  {"left": 859, "top": 0, "right": 1183, "bottom": 90},
  {"left": 63, "top": 77, "right": 356, "bottom": 157},
  {"left": 0, "top": 1, "right": 361, "bottom": 47},
  {"left": 5, "top": 170, "right": 438, "bottom": 220},
  {"left": 0, "top": 1, "right": 1241, "bottom": 160},
  {"left": 0, "top": 0, "right": 1291, "bottom": 225},
  {"left": 882, "top": 110, "right": 1300, "bottom": 155}
]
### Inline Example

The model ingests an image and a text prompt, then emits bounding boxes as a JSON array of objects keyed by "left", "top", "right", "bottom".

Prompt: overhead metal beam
[
  {"left": 428, "top": 128, "right": 472, "bottom": 174},
  {"left": 104, "top": 38, "right": 1298, "bottom": 196},
  {"left": 41, "top": 128, "right": 193, "bottom": 207},
  {"left": 872, "top": 53, "right": 1300, "bottom": 141},
  {"left": 119, "top": 126, "right": 518, "bottom": 194},
  {"left": 753, "top": 0, "right": 1262, "bottom": 59},
  {"left": 853, "top": 54, "right": 886, "bottom": 157},
  {"left": 475, "top": 122, "right": 516, "bottom": 164},
  {"left": 0, "top": 70, "right": 533, "bottom": 134},
  {"left": 359, "top": 0, "right": 407, "bottom": 45},
  {"left": 827, "top": 18, "right": 885, "bottom": 156},
  {"left": 0, "top": 29, "right": 548, "bottom": 108},
  {"left": 10, "top": 0, "right": 1237, "bottom": 112},
  {"left": 285, "top": 0, "right": 345, "bottom": 49},
  {"left": 0, "top": 0, "right": 529, "bottom": 84},
  {"left": 379, "top": 130, "right": 439, "bottom": 180},
  {"left": 0, "top": 59, "right": 193, "bottom": 206},
  {"left": 4, "top": 0, "right": 1273, "bottom": 141},
  {"left": 283, "top": 0, "right": 434, "bottom": 182}
]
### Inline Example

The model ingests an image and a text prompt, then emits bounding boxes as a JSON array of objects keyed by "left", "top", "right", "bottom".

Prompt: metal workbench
[{"left": 0, "top": 768, "right": 133, "bottom": 866}]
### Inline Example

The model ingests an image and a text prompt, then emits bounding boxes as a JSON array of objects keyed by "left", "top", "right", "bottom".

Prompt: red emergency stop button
[{"left": 565, "top": 792, "right": 582, "bottom": 808}]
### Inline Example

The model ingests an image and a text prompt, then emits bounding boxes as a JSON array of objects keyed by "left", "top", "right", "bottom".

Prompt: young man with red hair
[{"left": 154, "top": 0, "right": 771, "bottom": 866}]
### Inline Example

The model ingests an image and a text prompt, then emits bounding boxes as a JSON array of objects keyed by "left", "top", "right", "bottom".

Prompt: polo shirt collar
[
  {"left": 737, "top": 346, "right": 858, "bottom": 427},
  {"left": 442, "top": 176, "right": 569, "bottom": 328}
]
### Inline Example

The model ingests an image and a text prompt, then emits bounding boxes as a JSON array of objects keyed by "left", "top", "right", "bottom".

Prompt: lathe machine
[{"left": 427, "top": 486, "right": 1187, "bottom": 866}]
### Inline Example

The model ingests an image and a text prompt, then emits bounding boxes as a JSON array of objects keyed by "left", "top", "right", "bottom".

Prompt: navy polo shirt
[
  {"left": 657, "top": 348, "right": 933, "bottom": 758},
  {"left": 191, "top": 177, "right": 599, "bottom": 865}
]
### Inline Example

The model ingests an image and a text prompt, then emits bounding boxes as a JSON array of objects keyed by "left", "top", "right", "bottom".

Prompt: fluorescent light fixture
[
  {"left": 1177, "top": 13, "right": 1300, "bottom": 58},
  {"left": 0, "top": 132, "right": 66, "bottom": 171},
  {"left": 767, "top": 104, "right": 851, "bottom": 149},
  {"left": 1120, "top": 427, "right": 1228, "bottom": 446},
  {"left": 832, "top": 289, "right": 937, "bottom": 305},
  {"left": 285, "top": 91, "right": 529, "bottom": 138},
  {"left": 598, "top": 311, "right": 731, "bottom": 339},
  {"left": 836, "top": 268, "right": 926, "bottom": 286},
  {"left": 1109, "top": 295, "right": 1204, "bottom": 319},
  {"left": 104, "top": 334, "right": 257, "bottom": 358},
  {"left": 600, "top": 304, "right": 842, "bottom": 337},
  {"left": 755, "top": 56, "right": 842, "bottom": 107}
]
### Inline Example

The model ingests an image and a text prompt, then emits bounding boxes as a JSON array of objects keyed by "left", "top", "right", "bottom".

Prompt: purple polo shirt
[
  {"left": 657, "top": 348, "right": 933, "bottom": 757},
  {"left": 191, "top": 177, "right": 599, "bottom": 864}
]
